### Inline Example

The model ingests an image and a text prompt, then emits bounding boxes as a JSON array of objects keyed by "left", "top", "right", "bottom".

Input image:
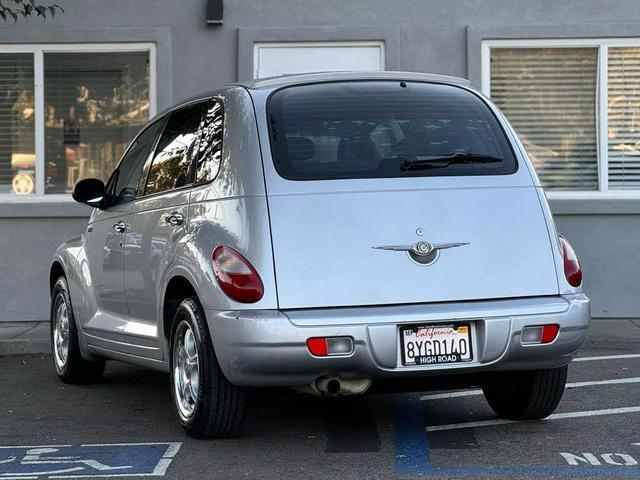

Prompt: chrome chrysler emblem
[
  {"left": 372, "top": 240, "right": 470, "bottom": 265},
  {"left": 414, "top": 241, "right": 433, "bottom": 255}
]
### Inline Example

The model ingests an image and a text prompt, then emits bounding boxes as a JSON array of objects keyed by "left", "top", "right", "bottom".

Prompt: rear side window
[
  {"left": 144, "top": 102, "right": 208, "bottom": 196},
  {"left": 266, "top": 81, "right": 517, "bottom": 180},
  {"left": 193, "top": 100, "right": 223, "bottom": 184}
]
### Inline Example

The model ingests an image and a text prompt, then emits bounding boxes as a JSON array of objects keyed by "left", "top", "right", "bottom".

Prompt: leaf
[{"left": 0, "top": 0, "right": 64, "bottom": 21}]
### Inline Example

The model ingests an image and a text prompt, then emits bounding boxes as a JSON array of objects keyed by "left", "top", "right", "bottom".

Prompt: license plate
[{"left": 400, "top": 323, "right": 473, "bottom": 366}]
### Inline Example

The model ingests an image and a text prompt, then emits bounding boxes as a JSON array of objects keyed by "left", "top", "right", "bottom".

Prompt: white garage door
[{"left": 253, "top": 41, "right": 385, "bottom": 79}]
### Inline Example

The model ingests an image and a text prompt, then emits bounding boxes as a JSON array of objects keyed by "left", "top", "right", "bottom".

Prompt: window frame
[
  {"left": 192, "top": 97, "right": 225, "bottom": 187},
  {"left": 482, "top": 37, "right": 640, "bottom": 199},
  {"left": 103, "top": 116, "right": 166, "bottom": 208},
  {"left": 140, "top": 101, "right": 208, "bottom": 198},
  {"left": 134, "top": 97, "right": 223, "bottom": 201},
  {"left": 0, "top": 42, "right": 157, "bottom": 199}
]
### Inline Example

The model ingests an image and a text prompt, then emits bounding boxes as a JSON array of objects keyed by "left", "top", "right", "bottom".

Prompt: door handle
[
  {"left": 113, "top": 221, "right": 127, "bottom": 233},
  {"left": 165, "top": 212, "right": 184, "bottom": 226}
]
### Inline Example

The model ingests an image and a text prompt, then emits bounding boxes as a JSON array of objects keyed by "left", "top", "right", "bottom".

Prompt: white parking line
[
  {"left": 421, "top": 389, "right": 483, "bottom": 401},
  {"left": 0, "top": 446, "right": 72, "bottom": 449},
  {"left": 426, "top": 405, "right": 640, "bottom": 432},
  {"left": 574, "top": 353, "right": 640, "bottom": 362},
  {"left": 420, "top": 376, "right": 640, "bottom": 401},
  {"left": 567, "top": 377, "right": 640, "bottom": 388},
  {"left": 162, "top": 443, "right": 181, "bottom": 459}
]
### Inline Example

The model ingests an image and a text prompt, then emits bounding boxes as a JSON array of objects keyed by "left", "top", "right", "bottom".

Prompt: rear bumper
[{"left": 205, "top": 294, "right": 590, "bottom": 387}]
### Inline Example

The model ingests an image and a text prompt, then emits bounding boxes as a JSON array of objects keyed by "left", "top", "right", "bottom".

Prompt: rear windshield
[{"left": 266, "top": 81, "right": 517, "bottom": 180}]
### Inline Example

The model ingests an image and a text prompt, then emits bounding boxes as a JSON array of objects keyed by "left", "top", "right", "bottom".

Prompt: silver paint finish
[
  {"left": 79, "top": 204, "right": 131, "bottom": 353},
  {"left": 264, "top": 186, "right": 559, "bottom": 308},
  {"left": 206, "top": 294, "right": 590, "bottom": 387},
  {"left": 232, "top": 70, "right": 471, "bottom": 90},
  {"left": 53, "top": 86, "right": 277, "bottom": 368},
  {"left": 124, "top": 188, "right": 191, "bottom": 359},
  {"left": 51, "top": 73, "right": 590, "bottom": 388},
  {"left": 249, "top": 78, "right": 562, "bottom": 309}
]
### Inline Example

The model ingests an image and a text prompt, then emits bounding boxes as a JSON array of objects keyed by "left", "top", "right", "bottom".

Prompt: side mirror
[{"left": 72, "top": 178, "right": 106, "bottom": 208}]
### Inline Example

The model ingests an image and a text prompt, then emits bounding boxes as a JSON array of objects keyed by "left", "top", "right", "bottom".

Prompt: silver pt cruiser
[{"left": 51, "top": 71, "right": 590, "bottom": 438}]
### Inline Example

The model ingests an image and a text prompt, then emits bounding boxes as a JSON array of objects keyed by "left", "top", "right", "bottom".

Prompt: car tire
[
  {"left": 169, "top": 296, "right": 245, "bottom": 438},
  {"left": 482, "top": 366, "right": 568, "bottom": 420},
  {"left": 50, "top": 276, "right": 106, "bottom": 383}
]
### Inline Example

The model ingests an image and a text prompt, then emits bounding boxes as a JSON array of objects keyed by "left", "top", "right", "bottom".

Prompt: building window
[
  {"left": 253, "top": 41, "right": 384, "bottom": 79},
  {"left": 484, "top": 40, "right": 640, "bottom": 195},
  {"left": 0, "top": 44, "right": 155, "bottom": 196},
  {"left": 608, "top": 47, "right": 640, "bottom": 190},
  {"left": 0, "top": 54, "right": 35, "bottom": 195}
]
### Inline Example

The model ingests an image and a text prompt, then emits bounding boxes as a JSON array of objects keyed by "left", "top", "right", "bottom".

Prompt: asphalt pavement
[{"left": 0, "top": 319, "right": 639, "bottom": 480}]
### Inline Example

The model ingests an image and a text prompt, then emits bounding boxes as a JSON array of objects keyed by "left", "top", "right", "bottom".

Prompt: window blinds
[
  {"left": 490, "top": 47, "right": 598, "bottom": 191},
  {"left": 0, "top": 53, "right": 35, "bottom": 194},
  {"left": 608, "top": 47, "right": 640, "bottom": 190}
]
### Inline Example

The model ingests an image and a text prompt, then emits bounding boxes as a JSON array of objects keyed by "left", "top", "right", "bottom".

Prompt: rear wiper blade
[{"left": 401, "top": 152, "right": 503, "bottom": 171}]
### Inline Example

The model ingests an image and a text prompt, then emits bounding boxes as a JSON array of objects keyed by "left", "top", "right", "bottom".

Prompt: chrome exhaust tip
[{"left": 314, "top": 376, "right": 371, "bottom": 396}]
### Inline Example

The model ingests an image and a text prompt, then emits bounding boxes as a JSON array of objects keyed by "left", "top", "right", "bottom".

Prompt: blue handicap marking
[
  {"left": 394, "top": 394, "right": 640, "bottom": 477},
  {"left": 394, "top": 393, "right": 431, "bottom": 474},
  {"left": 0, "top": 442, "right": 181, "bottom": 478}
]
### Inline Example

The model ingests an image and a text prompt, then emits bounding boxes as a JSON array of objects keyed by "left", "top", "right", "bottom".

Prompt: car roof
[
  {"left": 231, "top": 70, "right": 471, "bottom": 90},
  {"left": 154, "top": 71, "right": 472, "bottom": 121}
]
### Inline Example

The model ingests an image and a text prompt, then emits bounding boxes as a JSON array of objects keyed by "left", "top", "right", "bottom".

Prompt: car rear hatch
[{"left": 256, "top": 80, "right": 560, "bottom": 309}]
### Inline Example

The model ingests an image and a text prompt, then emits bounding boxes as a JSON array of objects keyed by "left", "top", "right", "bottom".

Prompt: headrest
[{"left": 286, "top": 137, "right": 315, "bottom": 162}]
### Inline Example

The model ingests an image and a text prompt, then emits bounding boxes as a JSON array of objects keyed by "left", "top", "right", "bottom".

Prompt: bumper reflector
[
  {"left": 307, "top": 337, "right": 354, "bottom": 357},
  {"left": 521, "top": 324, "right": 560, "bottom": 345},
  {"left": 541, "top": 324, "right": 560, "bottom": 343}
]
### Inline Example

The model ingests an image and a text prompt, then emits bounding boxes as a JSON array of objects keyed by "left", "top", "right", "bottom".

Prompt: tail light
[
  {"left": 212, "top": 246, "right": 264, "bottom": 303},
  {"left": 521, "top": 324, "right": 560, "bottom": 345},
  {"left": 558, "top": 235, "right": 582, "bottom": 287},
  {"left": 307, "top": 337, "right": 354, "bottom": 357}
]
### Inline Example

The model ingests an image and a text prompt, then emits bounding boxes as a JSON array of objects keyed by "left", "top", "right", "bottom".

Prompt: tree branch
[{"left": 0, "top": 0, "right": 64, "bottom": 21}]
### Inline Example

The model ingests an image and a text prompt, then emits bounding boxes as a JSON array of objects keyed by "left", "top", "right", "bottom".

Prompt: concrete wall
[
  {"left": 0, "top": 216, "right": 88, "bottom": 321},
  {"left": 555, "top": 213, "right": 640, "bottom": 318},
  {"left": 1, "top": 0, "right": 639, "bottom": 321}
]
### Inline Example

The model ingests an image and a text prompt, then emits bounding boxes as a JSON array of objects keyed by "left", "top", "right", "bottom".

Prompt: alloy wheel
[
  {"left": 53, "top": 294, "right": 70, "bottom": 370},
  {"left": 173, "top": 321, "right": 200, "bottom": 420}
]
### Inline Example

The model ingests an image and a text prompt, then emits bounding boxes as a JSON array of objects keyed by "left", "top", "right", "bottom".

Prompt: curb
[
  {"left": 0, "top": 339, "right": 51, "bottom": 356},
  {"left": 0, "top": 321, "right": 51, "bottom": 356}
]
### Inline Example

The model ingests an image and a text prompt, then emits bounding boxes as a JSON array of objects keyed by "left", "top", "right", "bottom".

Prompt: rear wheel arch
[
  {"left": 50, "top": 261, "right": 66, "bottom": 293},
  {"left": 169, "top": 295, "right": 246, "bottom": 437},
  {"left": 163, "top": 275, "right": 199, "bottom": 343}
]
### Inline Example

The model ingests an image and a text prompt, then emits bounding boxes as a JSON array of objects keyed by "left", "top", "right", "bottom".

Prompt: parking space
[
  {"left": 404, "top": 356, "right": 640, "bottom": 476},
  {"left": 0, "top": 321, "right": 638, "bottom": 480}
]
